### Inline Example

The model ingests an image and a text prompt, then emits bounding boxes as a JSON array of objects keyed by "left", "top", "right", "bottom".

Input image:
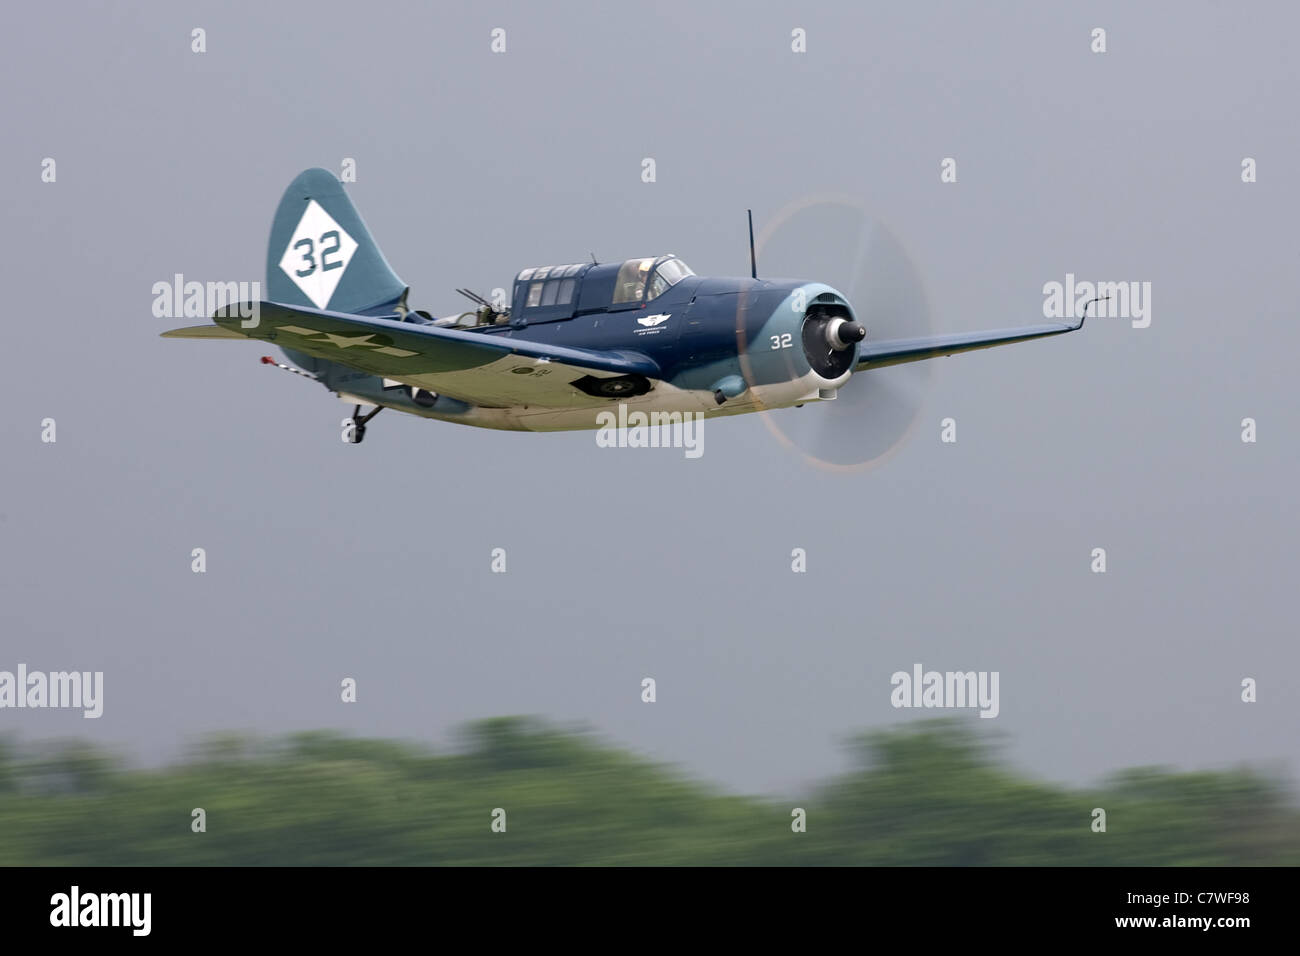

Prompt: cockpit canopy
[
  {"left": 611, "top": 256, "right": 694, "bottom": 304},
  {"left": 512, "top": 255, "right": 694, "bottom": 319},
  {"left": 515, "top": 262, "right": 588, "bottom": 309}
]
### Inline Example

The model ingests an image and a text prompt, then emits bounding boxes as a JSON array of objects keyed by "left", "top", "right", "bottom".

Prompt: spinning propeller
[{"left": 751, "top": 197, "right": 936, "bottom": 472}]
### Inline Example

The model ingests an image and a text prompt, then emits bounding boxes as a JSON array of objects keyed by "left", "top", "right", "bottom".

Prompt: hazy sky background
[{"left": 2, "top": 1, "right": 1297, "bottom": 797}]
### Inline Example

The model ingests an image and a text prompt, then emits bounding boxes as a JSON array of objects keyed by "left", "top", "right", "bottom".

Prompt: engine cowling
[{"left": 690, "top": 282, "right": 863, "bottom": 404}]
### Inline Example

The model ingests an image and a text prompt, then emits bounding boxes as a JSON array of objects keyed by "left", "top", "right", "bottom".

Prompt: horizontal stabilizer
[{"left": 160, "top": 324, "right": 247, "bottom": 340}]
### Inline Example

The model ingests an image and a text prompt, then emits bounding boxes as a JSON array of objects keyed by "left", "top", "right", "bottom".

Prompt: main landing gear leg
[{"left": 346, "top": 405, "right": 384, "bottom": 444}]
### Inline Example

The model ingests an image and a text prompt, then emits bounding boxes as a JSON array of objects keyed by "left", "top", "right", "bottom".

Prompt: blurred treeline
[{"left": 0, "top": 718, "right": 1293, "bottom": 865}]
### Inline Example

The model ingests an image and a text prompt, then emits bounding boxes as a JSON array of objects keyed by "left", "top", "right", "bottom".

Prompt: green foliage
[{"left": 0, "top": 719, "right": 1292, "bottom": 866}]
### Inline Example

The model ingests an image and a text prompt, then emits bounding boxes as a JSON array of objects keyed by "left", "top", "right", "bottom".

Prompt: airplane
[{"left": 162, "top": 168, "right": 1096, "bottom": 445}]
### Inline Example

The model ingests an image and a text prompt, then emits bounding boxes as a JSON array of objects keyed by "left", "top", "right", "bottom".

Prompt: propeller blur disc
[{"left": 750, "top": 196, "right": 935, "bottom": 472}]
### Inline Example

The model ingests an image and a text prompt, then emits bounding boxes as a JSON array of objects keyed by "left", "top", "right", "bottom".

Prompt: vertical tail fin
[{"left": 267, "top": 168, "right": 407, "bottom": 315}]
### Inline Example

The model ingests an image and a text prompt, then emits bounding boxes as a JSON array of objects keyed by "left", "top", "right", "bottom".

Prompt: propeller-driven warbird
[{"left": 163, "top": 168, "right": 1092, "bottom": 446}]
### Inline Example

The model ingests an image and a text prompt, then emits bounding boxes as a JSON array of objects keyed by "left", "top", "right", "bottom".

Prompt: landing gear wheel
[{"left": 345, "top": 404, "right": 383, "bottom": 445}]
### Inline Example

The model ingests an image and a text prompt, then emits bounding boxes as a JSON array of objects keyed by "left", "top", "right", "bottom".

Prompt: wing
[
  {"left": 855, "top": 322, "right": 1078, "bottom": 370},
  {"left": 166, "top": 301, "right": 660, "bottom": 408},
  {"left": 855, "top": 296, "right": 1100, "bottom": 371}
]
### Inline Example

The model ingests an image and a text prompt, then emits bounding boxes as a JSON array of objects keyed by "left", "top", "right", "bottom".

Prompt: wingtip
[{"left": 1074, "top": 294, "right": 1111, "bottom": 331}]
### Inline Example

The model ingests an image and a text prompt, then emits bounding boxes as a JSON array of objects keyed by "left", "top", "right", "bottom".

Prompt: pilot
[{"left": 622, "top": 259, "right": 651, "bottom": 302}]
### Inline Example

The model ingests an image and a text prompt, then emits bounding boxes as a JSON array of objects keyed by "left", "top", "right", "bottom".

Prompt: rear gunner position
[{"left": 163, "top": 168, "right": 1094, "bottom": 443}]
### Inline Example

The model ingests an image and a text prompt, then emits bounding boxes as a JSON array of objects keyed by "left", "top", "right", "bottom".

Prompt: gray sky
[{"left": 2, "top": 0, "right": 1297, "bottom": 797}]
